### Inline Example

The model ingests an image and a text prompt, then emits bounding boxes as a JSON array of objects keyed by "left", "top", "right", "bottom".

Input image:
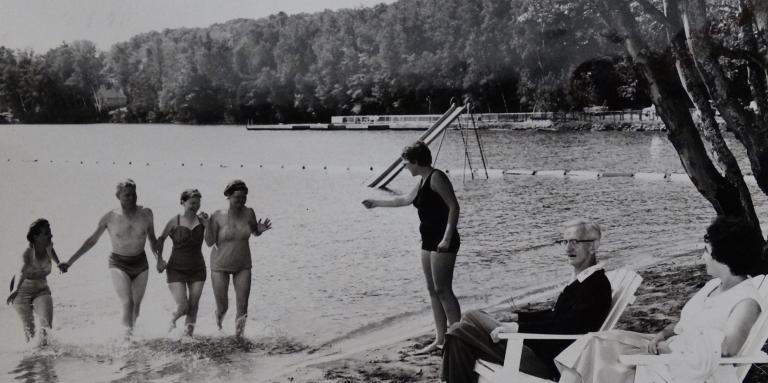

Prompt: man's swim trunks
[{"left": 108, "top": 251, "right": 149, "bottom": 280}]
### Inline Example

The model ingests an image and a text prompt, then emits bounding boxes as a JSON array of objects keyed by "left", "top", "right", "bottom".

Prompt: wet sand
[{"left": 277, "top": 251, "right": 768, "bottom": 382}]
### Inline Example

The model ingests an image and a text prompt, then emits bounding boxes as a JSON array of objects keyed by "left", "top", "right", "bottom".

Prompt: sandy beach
[{"left": 273, "top": 250, "right": 768, "bottom": 382}]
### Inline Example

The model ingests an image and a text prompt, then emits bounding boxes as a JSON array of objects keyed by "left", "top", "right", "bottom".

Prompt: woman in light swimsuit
[
  {"left": 157, "top": 189, "right": 208, "bottom": 337},
  {"left": 362, "top": 141, "right": 462, "bottom": 355},
  {"left": 205, "top": 180, "right": 271, "bottom": 339},
  {"left": 7, "top": 219, "right": 62, "bottom": 346}
]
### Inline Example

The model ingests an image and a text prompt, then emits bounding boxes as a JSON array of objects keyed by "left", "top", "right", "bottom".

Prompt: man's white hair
[{"left": 564, "top": 218, "right": 601, "bottom": 255}]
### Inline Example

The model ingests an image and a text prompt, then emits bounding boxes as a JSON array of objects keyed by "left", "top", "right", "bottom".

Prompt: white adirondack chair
[
  {"left": 619, "top": 274, "right": 768, "bottom": 383},
  {"left": 474, "top": 268, "right": 643, "bottom": 383}
]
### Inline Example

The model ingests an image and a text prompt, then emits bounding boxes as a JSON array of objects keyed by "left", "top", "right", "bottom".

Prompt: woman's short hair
[
  {"left": 27, "top": 218, "right": 50, "bottom": 243},
  {"left": 706, "top": 216, "right": 765, "bottom": 276},
  {"left": 224, "top": 179, "right": 248, "bottom": 197},
  {"left": 115, "top": 179, "right": 136, "bottom": 195},
  {"left": 401, "top": 141, "right": 432, "bottom": 166},
  {"left": 180, "top": 188, "right": 202, "bottom": 204}
]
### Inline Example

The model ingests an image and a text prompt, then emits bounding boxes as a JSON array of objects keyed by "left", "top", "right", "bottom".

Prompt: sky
[{"left": 0, "top": 0, "right": 393, "bottom": 53}]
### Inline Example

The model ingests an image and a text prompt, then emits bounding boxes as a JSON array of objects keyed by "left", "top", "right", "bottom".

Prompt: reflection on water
[{"left": 13, "top": 354, "right": 57, "bottom": 383}]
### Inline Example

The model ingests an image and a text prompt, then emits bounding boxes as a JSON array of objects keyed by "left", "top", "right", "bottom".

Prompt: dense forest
[{"left": 1, "top": 0, "right": 664, "bottom": 124}]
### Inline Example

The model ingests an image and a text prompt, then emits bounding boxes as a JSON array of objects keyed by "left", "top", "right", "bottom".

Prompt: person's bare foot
[
  {"left": 235, "top": 315, "right": 247, "bottom": 340},
  {"left": 184, "top": 323, "right": 195, "bottom": 337},
  {"left": 215, "top": 311, "right": 224, "bottom": 331},
  {"left": 412, "top": 339, "right": 444, "bottom": 355}
]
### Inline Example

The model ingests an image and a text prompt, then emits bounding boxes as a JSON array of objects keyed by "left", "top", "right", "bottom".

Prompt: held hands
[
  {"left": 361, "top": 199, "right": 377, "bottom": 209},
  {"left": 490, "top": 323, "right": 519, "bottom": 343},
  {"left": 58, "top": 262, "right": 70, "bottom": 273},
  {"left": 197, "top": 211, "right": 210, "bottom": 225},
  {"left": 156, "top": 258, "right": 167, "bottom": 273},
  {"left": 256, "top": 218, "right": 272, "bottom": 234}
]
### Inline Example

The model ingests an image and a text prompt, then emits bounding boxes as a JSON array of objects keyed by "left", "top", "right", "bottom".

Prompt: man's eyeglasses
[{"left": 555, "top": 239, "right": 596, "bottom": 246}]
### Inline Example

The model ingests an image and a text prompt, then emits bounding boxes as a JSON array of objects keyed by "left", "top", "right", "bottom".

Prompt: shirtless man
[{"left": 60, "top": 179, "right": 161, "bottom": 336}]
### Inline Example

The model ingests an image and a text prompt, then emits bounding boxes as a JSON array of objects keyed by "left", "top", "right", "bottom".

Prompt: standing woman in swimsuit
[
  {"left": 156, "top": 189, "right": 208, "bottom": 337},
  {"left": 7, "top": 219, "right": 62, "bottom": 346},
  {"left": 362, "top": 141, "right": 461, "bottom": 354},
  {"left": 205, "top": 180, "right": 271, "bottom": 339}
]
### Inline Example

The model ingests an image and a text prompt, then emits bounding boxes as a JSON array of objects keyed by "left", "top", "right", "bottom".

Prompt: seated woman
[{"left": 556, "top": 216, "right": 765, "bottom": 383}]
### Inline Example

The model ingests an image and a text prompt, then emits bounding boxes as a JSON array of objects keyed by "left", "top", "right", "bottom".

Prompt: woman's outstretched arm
[{"left": 362, "top": 183, "right": 420, "bottom": 208}]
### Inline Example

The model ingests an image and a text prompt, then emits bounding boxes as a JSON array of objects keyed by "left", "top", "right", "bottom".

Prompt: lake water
[{"left": 0, "top": 124, "right": 763, "bottom": 382}]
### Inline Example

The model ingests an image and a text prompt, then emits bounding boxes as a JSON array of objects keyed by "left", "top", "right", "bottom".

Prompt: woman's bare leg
[
  {"left": 211, "top": 271, "right": 230, "bottom": 330},
  {"left": 415, "top": 249, "right": 446, "bottom": 354},
  {"left": 232, "top": 269, "right": 251, "bottom": 339},
  {"left": 32, "top": 294, "right": 53, "bottom": 346},
  {"left": 167, "top": 282, "right": 189, "bottom": 331},
  {"left": 431, "top": 251, "right": 461, "bottom": 327},
  {"left": 185, "top": 281, "right": 205, "bottom": 336}
]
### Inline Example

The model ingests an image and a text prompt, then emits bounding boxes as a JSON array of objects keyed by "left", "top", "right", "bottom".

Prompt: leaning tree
[{"left": 588, "top": 0, "right": 768, "bottom": 238}]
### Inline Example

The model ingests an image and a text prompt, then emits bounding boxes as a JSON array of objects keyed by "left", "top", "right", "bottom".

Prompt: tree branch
[{"left": 633, "top": 0, "right": 676, "bottom": 30}]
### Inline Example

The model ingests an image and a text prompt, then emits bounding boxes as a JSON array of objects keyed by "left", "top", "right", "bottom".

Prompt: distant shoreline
[{"left": 1, "top": 120, "right": 668, "bottom": 131}]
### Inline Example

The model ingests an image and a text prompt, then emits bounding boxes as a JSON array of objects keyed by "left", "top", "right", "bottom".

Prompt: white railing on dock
[{"left": 331, "top": 110, "right": 662, "bottom": 125}]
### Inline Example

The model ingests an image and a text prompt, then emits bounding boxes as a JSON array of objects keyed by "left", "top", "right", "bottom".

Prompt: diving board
[{"left": 367, "top": 104, "right": 467, "bottom": 189}]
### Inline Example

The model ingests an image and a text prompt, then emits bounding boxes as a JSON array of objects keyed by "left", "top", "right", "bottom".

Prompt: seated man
[{"left": 441, "top": 218, "right": 612, "bottom": 382}]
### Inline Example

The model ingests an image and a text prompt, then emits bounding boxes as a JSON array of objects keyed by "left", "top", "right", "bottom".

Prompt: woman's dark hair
[
  {"left": 180, "top": 188, "right": 202, "bottom": 204},
  {"left": 705, "top": 216, "right": 765, "bottom": 276},
  {"left": 27, "top": 219, "right": 50, "bottom": 243},
  {"left": 224, "top": 179, "right": 248, "bottom": 197},
  {"left": 401, "top": 141, "right": 432, "bottom": 166}
]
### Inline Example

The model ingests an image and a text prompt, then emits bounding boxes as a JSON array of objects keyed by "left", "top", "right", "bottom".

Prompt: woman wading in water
[
  {"left": 8, "top": 219, "right": 62, "bottom": 346},
  {"left": 157, "top": 189, "right": 209, "bottom": 337},
  {"left": 206, "top": 180, "right": 271, "bottom": 339}
]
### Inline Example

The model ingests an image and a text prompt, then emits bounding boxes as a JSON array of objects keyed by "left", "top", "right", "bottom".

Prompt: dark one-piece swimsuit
[
  {"left": 413, "top": 169, "right": 460, "bottom": 253},
  {"left": 166, "top": 215, "right": 207, "bottom": 283}
]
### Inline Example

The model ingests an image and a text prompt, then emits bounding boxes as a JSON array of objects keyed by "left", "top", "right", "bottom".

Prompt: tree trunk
[
  {"left": 593, "top": 0, "right": 751, "bottom": 221},
  {"left": 665, "top": 0, "right": 758, "bottom": 224},
  {"left": 680, "top": 0, "right": 768, "bottom": 200}
]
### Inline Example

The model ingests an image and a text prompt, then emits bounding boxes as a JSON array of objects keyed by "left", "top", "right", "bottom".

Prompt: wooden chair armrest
[
  {"left": 620, "top": 351, "right": 768, "bottom": 366},
  {"left": 498, "top": 332, "right": 584, "bottom": 340},
  {"left": 719, "top": 352, "right": 768, "bottom": 365}
]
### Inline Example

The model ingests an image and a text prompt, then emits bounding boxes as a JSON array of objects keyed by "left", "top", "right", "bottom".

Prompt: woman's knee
[{"left": 433, "top": 284, "right": 454, "bottom": 299}]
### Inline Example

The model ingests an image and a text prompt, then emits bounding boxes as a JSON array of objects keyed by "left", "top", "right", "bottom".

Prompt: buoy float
[
  {"left": 599, "top": 172, "right": 633, "bottom": 178},
  {"left": 567, "top": 171, "right": 599, "bottom": 178},
  {"left": 537, "top": 170, "right": 566, "bottom": 177},
  {"left": 504, "top": 169, "right": 535, "bottom": 176}
]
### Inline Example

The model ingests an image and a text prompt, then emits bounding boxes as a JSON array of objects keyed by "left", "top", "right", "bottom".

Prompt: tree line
[{"left": 0, "top": 0, "right": 656, "bottom": 124}]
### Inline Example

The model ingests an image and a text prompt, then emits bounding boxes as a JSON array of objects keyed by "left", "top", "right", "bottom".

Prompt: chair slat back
[
  {"left": 735, "top": 274, "right": 768, "bottom": 380},
  {"left": 602, "top": 269, "right": 643, "bottom": 331}
]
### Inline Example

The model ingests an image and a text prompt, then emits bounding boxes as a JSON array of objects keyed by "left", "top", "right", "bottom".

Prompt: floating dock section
[{"left": 367, "top": 104, "right": 467, "bottom": 189}]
